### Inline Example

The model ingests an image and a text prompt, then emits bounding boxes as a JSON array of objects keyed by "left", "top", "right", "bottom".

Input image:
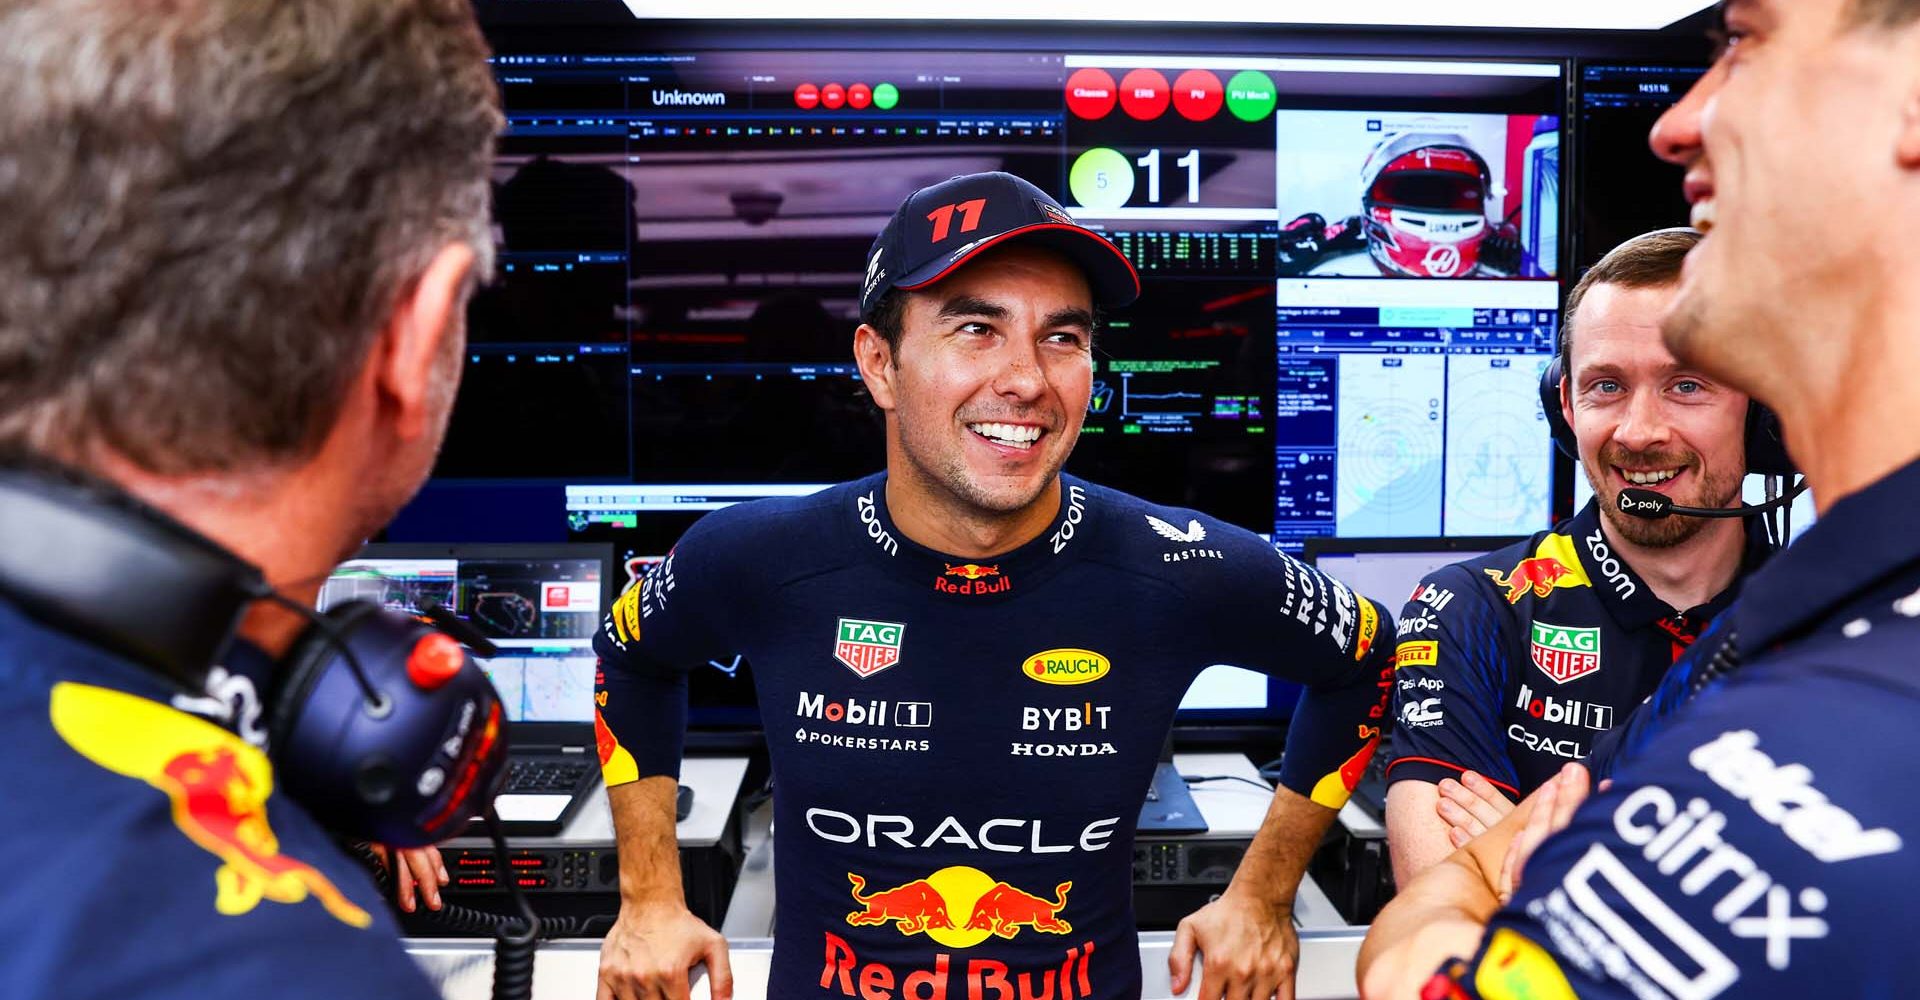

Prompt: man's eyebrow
[
  {"left": 935, "top": 295, "right": 1010, "bottom": 321},
  {"left": 1042, "top": 307, "right": 1095, "bottom": 331}
]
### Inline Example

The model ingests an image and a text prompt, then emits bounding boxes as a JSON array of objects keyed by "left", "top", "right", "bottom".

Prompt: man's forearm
[
  {"left": 608, "top": 777, "right": 687, "bottom": 909},
  {"left": 1383, "top": 780, "right": 1457, "bottom": 886},
  {"left": 1356, "top": 791, "right": 1539, "bottom": 993},
  {"left": 1221, "top": 785, "right": 1336, "bottom": 910}
]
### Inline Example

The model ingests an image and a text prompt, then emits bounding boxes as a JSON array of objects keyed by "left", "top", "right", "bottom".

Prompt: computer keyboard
[{"left": 504, "top": 758, "right": 593, "bottom": 794}]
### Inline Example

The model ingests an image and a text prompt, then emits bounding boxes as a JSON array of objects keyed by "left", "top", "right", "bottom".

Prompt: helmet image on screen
[{"left": 1360, "top": 132, "right": 1492, "bottom": 278}]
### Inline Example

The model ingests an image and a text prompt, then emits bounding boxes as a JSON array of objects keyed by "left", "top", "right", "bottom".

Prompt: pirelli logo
[{"left": 1397, "top": 641, "right": 1439, "bottom": 669}]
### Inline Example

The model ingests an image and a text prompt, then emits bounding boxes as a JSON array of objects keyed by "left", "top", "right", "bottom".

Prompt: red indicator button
[
  {"left": 1064, "top": 67, "right": 1117, "bottom": 120},
  {"left": 847, "top": 83, "right": 872, "bottom": 109},
  {"left": 1119, "top": 68, "right": 1169, "bottom": 120},
  {"left": 1172, "top": 69, "right": 1223, "bottom": 121},
  {"left": 407, "top": 632, "right": 465, "bottom": 691},
  {"left": 794, "top": 83, "right": 819, "bottom": 109},
  {"left": 821, "top": 83, "right": 846, "bottom": 109}
]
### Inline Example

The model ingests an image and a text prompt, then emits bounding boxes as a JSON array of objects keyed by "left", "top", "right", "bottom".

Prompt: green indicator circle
[
  {"left": 873, "top": 83, "right": 900, "bottom": 110},
  {"left": 1069, "top": 147, "right": 1134, "bottom": 211},
  {"left": 1225, "top": 70, "right": 1277, "bottom": 122}
]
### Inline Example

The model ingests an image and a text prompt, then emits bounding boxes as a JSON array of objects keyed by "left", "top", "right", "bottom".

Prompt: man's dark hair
[
  {"left": 1560, "top": 228, "right": 1702, "bottom": 369},
  {"left": 0, "top": 0, "right": 501, "bottom": 474},
  {"left": 863, "top": 291, "right": 910, "bottom": 358}
]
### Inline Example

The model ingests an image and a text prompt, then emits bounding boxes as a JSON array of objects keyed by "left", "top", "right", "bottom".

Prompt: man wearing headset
[
  {"left": 0, "top": 1, "right": 498, "bottom": 996},
  {"left": 1361, "top": 0, "right": 1920, "bottom": 995},
  {"left": 1382, "top": 229, "right": 1777, "bottom": 883},
  {"left": 591, "top": 171, "right": 1397, "bottom": 1000}
]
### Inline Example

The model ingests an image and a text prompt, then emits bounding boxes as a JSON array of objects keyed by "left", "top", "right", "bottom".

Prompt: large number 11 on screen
[
  {"left": 1134, "top": 148, "right": 1201, "bottom": 204},
  {"left": 1069, "top": 146, "right": 1201, "bottom": 211}
]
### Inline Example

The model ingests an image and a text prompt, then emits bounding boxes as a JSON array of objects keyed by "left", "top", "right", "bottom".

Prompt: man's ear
[
  {"left": 375, "top": 242, "right": 476, "bottom": 440},
  {"left": 853, "top": 323, "right": 898, "bottom": 412}
]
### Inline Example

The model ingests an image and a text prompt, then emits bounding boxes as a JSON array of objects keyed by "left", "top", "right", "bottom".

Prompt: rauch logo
[{"left": 1022, "top": 648, "right": 1110, "bottom": 686}]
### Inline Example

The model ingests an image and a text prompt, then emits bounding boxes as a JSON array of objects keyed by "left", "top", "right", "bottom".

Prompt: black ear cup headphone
[
  {"left": 0, "top": 461, "right": 507, "bottom": 847},
  {"left": 1537, "top": 355, "right": 1796, "bottom": 478}
]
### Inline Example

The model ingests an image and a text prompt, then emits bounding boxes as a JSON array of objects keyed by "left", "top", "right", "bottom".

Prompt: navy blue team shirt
[
  {"left": 594, "top": 472, "right": 1396, "bottom": 1000},
  {"left": 1385, "top": 501, "right": 1769, "bottom": 800},
  {"left": 0, "top": 599, "right": 436, "bottom": 1000},
  {"left": 1432, "top": 457, "right": 1920, "bottom": 999}
]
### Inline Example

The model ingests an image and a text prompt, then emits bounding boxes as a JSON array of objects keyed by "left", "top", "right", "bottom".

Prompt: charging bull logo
[
  {"left": 49, "top": 682, "right": 371, "bottom": 928},
  {"left": 846, "top": 866, "right": 1071, "bottom": 946},
  {"left": 944, "top": 563, "right": 1000, "bottom": 582},
  {"left": 1483, "top": 534, "right": 1593, "bottom": 605}
]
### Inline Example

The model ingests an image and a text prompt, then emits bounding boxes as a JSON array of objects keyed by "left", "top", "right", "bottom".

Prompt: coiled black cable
[{"left": 352, "top": 811, "right": 612, "bottom": 1000}]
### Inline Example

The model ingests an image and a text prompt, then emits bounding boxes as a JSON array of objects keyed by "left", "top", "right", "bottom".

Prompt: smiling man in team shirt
[{"left": 589, "top": 171, "right": 1398, "bottom": 1000}]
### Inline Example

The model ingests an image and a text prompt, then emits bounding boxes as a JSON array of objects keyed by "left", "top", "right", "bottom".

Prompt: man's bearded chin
[{"left": 1589, "top": 444, "right": 1744, "bottom": 549}]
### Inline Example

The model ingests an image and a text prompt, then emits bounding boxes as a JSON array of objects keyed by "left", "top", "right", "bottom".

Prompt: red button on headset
[{"left": 407, "top": 632, "right": 466, "bottom": 690}]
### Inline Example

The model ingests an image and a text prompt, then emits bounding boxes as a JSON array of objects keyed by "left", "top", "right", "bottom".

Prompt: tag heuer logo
[
  {"left": 1529, "top": 622, "right": 1601, "bottom": 684},
  {"left": 834, "top": 618, "right": 905, "bottom": 678}
]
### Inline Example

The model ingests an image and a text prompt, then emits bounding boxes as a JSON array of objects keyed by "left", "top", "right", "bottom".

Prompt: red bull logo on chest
[
  {"left": 829, "top": 865, "right": 1095, "bottom": 1000},
  {"left": 1484, "top": 534, "right": 1594, "bottom": 605}
]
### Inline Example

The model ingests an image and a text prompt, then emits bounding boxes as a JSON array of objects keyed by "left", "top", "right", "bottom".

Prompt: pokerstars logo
[
  {"left": 1529, "top": 621, "right": 1602, "bottom": 684},
  {"left": 795, "top": 691, "right": 932, "bottom": 753},
  {"left": 1514, "top": 683, "right": 1615, "bottom": 731}
]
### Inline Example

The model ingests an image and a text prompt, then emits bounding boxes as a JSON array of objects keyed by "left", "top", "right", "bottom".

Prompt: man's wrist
[{"left": 1221, "top": 878, "right": 1296, "bottom": 918}]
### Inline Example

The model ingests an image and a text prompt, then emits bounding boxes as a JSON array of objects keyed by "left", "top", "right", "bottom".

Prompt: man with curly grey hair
[{"left": 0, "top": 1, "right": 500, "bottom": 996}]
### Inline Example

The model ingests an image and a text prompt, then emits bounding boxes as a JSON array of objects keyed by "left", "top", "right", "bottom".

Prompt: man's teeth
[
  {"left": 1691, "top": 199, "right": 1715, "bottom": 234},
  {"left": 969, "top": 422, "right": 1041, "bottom": 449},
  {"left": 1624, "top": 469, "right": 1681, "bottom": 485}
]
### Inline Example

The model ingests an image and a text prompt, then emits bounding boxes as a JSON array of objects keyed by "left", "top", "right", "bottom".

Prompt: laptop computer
[
  {"left": 320, "top": 542, "right": 614, "bottom": 837},
  {"left": 1137, "top": 733, "right": 1208, "bottom": 834}
]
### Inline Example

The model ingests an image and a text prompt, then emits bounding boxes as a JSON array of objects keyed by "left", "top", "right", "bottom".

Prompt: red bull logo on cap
[
  {"left": 1484, "top": 534, "right": 1593, "bottom": 605},
  {"left": 49, "top": 682, "right": 372, "bottom": 928}
]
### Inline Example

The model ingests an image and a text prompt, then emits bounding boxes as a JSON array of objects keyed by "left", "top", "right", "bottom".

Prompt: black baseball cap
[{"left": 858, "top": 171, "right": 1141, "bottom": 322}]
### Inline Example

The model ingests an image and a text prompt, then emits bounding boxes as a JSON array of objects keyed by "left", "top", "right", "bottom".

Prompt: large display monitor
[{"left": 396, "top": 47, "right": 1566, "bottom": 557}]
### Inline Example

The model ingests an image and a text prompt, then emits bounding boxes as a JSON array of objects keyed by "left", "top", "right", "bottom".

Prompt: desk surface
[
  {"left": 441, "top": 756, "right": 750, "bottom": 849},
  {"left": 410, "top": 930, "right": 1365, "bottom": 1000}
]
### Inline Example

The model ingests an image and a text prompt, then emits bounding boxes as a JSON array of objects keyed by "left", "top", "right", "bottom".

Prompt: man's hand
[
  {"left": 367, "top": 844, "right": 448, "bottom": 913},
  {"left": 597, "top": 902, "right": 733, "bottom": 1000},
  {"left": 1436, "top": 771, "right": 1516, "bottom": 848},
  {"left": 1169, "top": 889, "right": 1298, "bottom": 1000},
  {"left": 1496, "top": 763, "right": 1590, "bottom": 904}
]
